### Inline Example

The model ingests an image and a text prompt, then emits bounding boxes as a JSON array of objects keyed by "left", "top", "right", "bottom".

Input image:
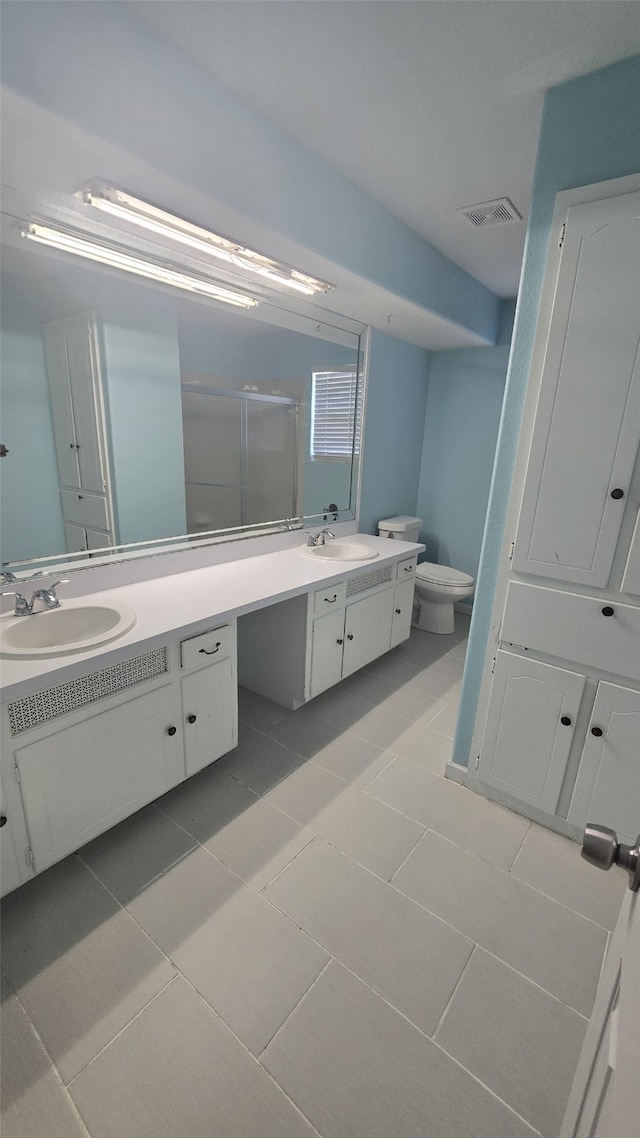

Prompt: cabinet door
[
  {"left": 181, "top": 658, "right": 237, "bottom": 777},
  {"left": 513, "top": 192, "right": 640, "bottom": 588},
  {"left": 342, "top": 589, "right": 393, "bottom": 678},
  {"left": 310, "top": 609, "right": 345, "bottom": 698},
  {"left": 479, "top": 651, "right": 586, "bottom": 813},
  {"left": 1, "top": 776, "right": 26, "bottom": 897},
  {"left": 14, "top": 684, "right": 183, "bottom": 872},
  {"left": 390, "top": 580, "right": 415, "bottom": 649},
  {"left": 568, "top": 682, "right": 640, "bottom": 845}
]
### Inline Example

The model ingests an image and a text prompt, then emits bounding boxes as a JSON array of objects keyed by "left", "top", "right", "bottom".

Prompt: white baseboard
[{"left": 444, "top": 760, "right": 469, "bottom": 785}]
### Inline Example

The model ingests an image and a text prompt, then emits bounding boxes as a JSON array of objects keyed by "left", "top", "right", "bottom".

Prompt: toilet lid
[{"left": 416, "top": 561, "right": 474, "bottom": 587}]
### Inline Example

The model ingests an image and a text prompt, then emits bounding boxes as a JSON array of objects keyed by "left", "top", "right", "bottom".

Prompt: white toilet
[{"left": 378, "top": 516, "right": 475, "bottom": 635}]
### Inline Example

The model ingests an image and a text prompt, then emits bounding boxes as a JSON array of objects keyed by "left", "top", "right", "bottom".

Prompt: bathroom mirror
[{"left": 0, "top": 231, "right": 365, "bottom": 576}]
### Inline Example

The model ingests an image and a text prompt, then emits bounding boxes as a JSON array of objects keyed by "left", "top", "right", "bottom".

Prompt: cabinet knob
[
  {"left": 336, "top": 638, "right": 343, "bottom": 645},
  {"left": 601, "top": 606, "right": 614, "bottom": 617},
  {"left": 347, "top": 633, "right": 354, "bottom": 641},
  {"left": 560, "top": 715, "right": 572, "bottom": 726},
  {"left": 187, "top": 714, "right": 197, "bottom": 725},
  {"left": 591, "top": 726, "right": 603, "bottom": 737},
  {"left": 166, "top": 725, "right": 177, "bottom": 736},
  {"left": 395, "top": 607, "right": 402, "bottom": 614},
  {"left": 610, "top": 488, "right": 624, "bottom": 500},
  {"left": 0, "top": 814, "right": 7, "bottom": 828}
]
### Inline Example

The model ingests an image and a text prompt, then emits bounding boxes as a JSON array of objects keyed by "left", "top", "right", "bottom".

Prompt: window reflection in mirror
[{"left": 0, "top": 235, "right": 364, "bottom": 575}]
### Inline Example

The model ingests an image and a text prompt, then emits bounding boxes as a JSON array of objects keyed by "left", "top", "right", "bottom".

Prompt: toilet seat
[{"left": 415, "top": 562, "right": 474, "bottom": 588}]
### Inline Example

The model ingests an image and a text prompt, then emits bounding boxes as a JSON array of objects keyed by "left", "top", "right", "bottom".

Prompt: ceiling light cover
[
  {"left": 79, "top": 183, "right": 334, "bottom": 296},
  {"left": 21, "top": 222, "right": 259, "bottom": 308}
]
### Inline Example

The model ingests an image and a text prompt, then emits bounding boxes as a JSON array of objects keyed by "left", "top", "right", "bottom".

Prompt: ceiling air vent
[{"left": 458, "top": 197, "right": 522, "bottom": 228}]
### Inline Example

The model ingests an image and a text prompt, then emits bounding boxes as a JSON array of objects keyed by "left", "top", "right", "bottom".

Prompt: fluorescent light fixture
[
  {"left": 21, "top": 223, "right": 259, "bottom": 308},
  {"left": 79, "top": 184, "right": 333, "bottom": 296}
]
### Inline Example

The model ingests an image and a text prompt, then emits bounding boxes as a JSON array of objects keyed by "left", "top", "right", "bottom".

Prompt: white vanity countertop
[{"left": 0, "top": 535, "right": 424, "bottom": 700}]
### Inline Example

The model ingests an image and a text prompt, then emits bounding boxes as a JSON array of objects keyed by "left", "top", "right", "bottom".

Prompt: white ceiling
[{"left": 130, "top": 0, "right": 640, "bottom": 297}]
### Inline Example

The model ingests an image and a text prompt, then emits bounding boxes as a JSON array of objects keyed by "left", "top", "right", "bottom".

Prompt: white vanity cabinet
[
  {"left": 310, "top": 586, "right": 394, "bottom": 698},
  {"left": 12, "top": 679, "right": 183, "bottom": 875},
  {"left": 0, "top": 624, "right": 238, "bottom": 895},
  {"left": 180, "top": 625, "right": 238, "bottom": 776},
  {"left": 238, "top": 555, "right": 417, "bottom": 710},
  {"left": 568, "top": 682, "right": 640, "bottom": 845}
]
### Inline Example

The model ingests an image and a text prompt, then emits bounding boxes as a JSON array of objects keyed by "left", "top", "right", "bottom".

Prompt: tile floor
[{"left": 1, "top": 616, "right": 626, "bottom": 1138}]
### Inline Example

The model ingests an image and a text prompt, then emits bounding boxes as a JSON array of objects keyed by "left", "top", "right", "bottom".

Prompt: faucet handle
[{"left": 2, "top": 591, "right": 31, "bottom": 616}]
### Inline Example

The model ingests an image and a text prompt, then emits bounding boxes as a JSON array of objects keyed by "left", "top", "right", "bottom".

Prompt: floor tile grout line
[
  {"left": 76, "top": 836, "right": 199, "bottom": 907},
  {"left": 66, "top": 974, "right": 179, "bottom": 1089},
  {"left": 258, "top": 957, "right": 333, "bottom": 1059},
  {"left": 257, "top": 949, "right": 544, "bottom": 1138},
  {"left": 431, "top": 943, "right": 478, "bottom": 1041},
  {"left": 4, "top": 983, "right": 95, "bottom": 1138},
  {"left": 148, "top": 967, "right": 328, "bottom": 1138},
  {"left": 507, "top": 820, "right": 532, "bottom": 873},
  {"left": 466, "top": 944, "right": 591, "bottom": 1021}
]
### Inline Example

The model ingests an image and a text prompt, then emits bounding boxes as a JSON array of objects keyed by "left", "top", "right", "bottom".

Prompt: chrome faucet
[
  {"left": 306, "top": 527, "right": 336, "bottom": 547},
  {"left": 1, "top": 580, "right": 66, "bottom": 617}
]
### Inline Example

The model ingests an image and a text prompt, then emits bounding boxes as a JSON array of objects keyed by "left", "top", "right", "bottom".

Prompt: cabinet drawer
[
  {"left": 502, "top": 582, "right": 640, "bottom": 682},
  {"left": 313, "top": 580, "right": 347, "bottom": 615},
  {"left": 61, "top": 488, "right": 109, "bottom": 530},
  {"left": 396, "top": 556, "right": 417, "bottom": 581},
  {"left": 181, "top": 624, "right": 234, "bottom": 670}
]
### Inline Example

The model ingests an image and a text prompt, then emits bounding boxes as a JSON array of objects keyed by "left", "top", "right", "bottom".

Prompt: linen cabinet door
[
  {"left": 14, "top": 684, "right": 183, "bottom": 873},
  {"left": 568, "top": 682, "right": 640, "bottom": 845},
  {"left": 390, "top": 580, "right": 415, "bottom": 649},
  {"left": 512, "top": 191, "right": 640, "bottom": 588},
  {"left": 181, "top": 657, "right": 238, "bottom": 777},
  {"left": 310, "top": 609, "right": 346, "bottom": 698},
  {"left": 479, "top": 651, "right": 586, "bottom": 813},
  {"left": 342, "top": 590, "right": 393, "bottom": 678}
]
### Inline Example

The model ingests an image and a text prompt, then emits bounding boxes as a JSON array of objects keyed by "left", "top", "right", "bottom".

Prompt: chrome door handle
[{"left": 581, "top": 823, "right": 640, "bottom": 892}]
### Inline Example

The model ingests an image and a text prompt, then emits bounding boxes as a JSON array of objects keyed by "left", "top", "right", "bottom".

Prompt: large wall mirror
[{"left": 0, "top": 229, "right": 365, "bottom": 577}]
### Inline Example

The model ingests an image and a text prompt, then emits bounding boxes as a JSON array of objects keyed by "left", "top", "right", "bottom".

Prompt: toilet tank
[{"left": 378, "top": 515, "right": 422, "bottom": 543}]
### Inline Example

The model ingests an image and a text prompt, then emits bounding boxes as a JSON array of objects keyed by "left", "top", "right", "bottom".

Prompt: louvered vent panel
[
  {"left": 458, "top": 197, "right": 521, "bottom": 228},
  {"left": 346, "top": 566, "right": 392, "bottom": 596},
  {"left": 8, "top": 648, "right": 168, "bottom": 735}
]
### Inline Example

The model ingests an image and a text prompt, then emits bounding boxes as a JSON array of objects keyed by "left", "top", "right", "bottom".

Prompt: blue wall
[
  {"left": 417, "top": 301, "right": 514, "bottom": 579},
  {"left": 1, "top": 0, "right": 500, "bottom": 346},
  {"left": 358, "top": 329, "right": 430, "bottom": 535},
  {"left": 454, "top": 55, "right": 640, "bottom": 767}
]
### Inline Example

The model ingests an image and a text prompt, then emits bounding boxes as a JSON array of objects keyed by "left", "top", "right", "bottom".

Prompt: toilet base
[{"left": 413, "top": 598, "right": 456, "bottom": 635}]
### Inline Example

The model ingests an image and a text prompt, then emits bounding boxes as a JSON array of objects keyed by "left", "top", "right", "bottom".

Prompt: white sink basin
[
  {"left": 301, "top": 541, "right": 380, "bottom": 562},
  {"left": 0, "top": 600, "right": 137, "bottom": 658}
]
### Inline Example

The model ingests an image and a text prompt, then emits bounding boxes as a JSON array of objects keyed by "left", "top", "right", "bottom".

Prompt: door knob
[{"left": 581, "top": 823, "right": 640, "bottom": 892}]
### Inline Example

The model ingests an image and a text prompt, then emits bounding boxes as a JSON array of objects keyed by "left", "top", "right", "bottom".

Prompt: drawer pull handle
[
  {"left": 347, "top": 633, "right": 354, "bottom": 641},
  {"left": 610, "top": 488, "right": 624, "bottom": 500},
  {"left": 560, "top": 715, "right": 572, "bottom": 726},
  {"left": 166, "top": 726, "right": 177, "bottom": 736},
  {"left": 0, "top": 814, "right": 7, "bottom": 828},
  {"left": 187, "top": 714, "right": 197, "bottom": 725},
  {"left": 336, "top": 638, "right": 343, "bottom": 645},
  {"left": 199, "top": 642, "right": 222, "bottom": 655},
  {"left": 591, "top": 726, "right": 604, "bottom": 737},
  {"left": 395, "top": 608, "right": 402, "bottom": 614},
  {"left": 601, "top": 606, "right": 614, "bottom": 617},
  {"left": 324, "top": 594, "right": 338, "bottom": 603},
  {"left": 403, "top": 566, "right": 413, "bottom": 573}
]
